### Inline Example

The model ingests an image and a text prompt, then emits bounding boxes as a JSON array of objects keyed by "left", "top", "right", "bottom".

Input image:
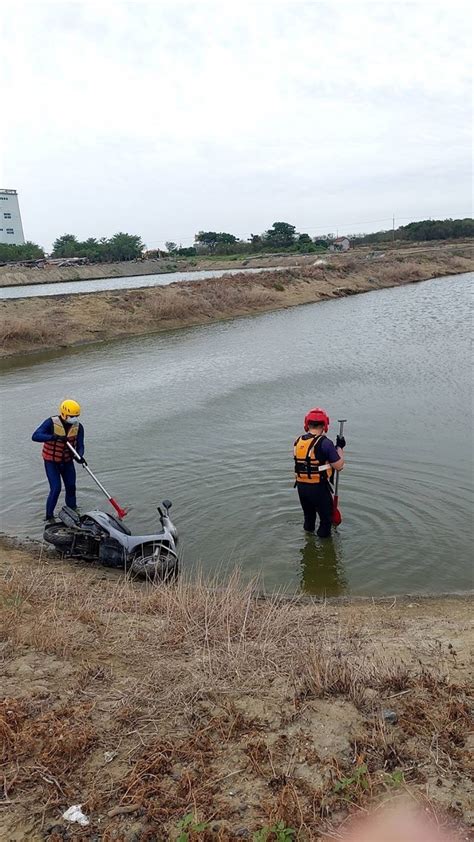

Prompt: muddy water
[
  {"left": 0, "top": 266, "right": 288, "bottom": 299},
  {"left": 0, "top": 273, "right": 472, "bottom": 596}
]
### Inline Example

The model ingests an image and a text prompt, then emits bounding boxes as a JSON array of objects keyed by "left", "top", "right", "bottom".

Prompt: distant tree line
[
  {"left": 164, "top": 222, "right": 331, "bottom": 256},
  {"left": 157, "top": 217, "right": 474, "bottom": 256},
  {"left": 51, "top": 232, "right": 144, "bottom": 262},
  {"left": 0, "top": 232, "right": 144, "bottom": 264},
  {"left": 352, "top": 218, "right": 474, "bottom": 244},
  {"left": 1, "top": 218, "right": 472, "bottom": 264}
]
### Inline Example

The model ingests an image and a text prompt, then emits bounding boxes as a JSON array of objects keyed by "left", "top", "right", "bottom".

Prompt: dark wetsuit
[{"left": 295, "top": 434, "right": 340, "bottom": 538}]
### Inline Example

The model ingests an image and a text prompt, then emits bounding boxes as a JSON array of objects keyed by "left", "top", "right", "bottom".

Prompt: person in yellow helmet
[{"left": 32, "top": 399, "right": 85, "bottom": 523}]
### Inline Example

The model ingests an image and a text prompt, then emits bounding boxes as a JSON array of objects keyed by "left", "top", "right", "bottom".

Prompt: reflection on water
[{"left": 299, "top": 534, "right": 348, "bottom": 596}]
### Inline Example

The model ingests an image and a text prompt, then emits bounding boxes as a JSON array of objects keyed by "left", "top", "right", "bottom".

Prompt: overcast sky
[{"left": 2, "top": 0, "right": 472, "bottom": 250}]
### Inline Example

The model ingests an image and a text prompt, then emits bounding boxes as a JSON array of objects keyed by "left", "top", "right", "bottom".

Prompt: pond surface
[{"left": 0, "top": 273, "right": 472, "bottom": 595}]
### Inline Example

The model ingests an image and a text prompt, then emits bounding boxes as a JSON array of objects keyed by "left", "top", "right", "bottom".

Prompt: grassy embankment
[
  {"left": 1, "top": 244, "right": 472, "bottom": 358},
  {"left": 0, "top": 239, "right": 470, "bottom": 289},
  {"left": 0, "top": 541, "right": 472, "bottom": 840}
]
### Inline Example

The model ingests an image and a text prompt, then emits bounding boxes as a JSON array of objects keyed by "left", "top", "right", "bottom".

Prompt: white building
[
  {"left": 0, "top": 189, "right": 25, "bottom": 245},
  {"left": 328, "top": 236, "right": 350, "bottom": 252}
]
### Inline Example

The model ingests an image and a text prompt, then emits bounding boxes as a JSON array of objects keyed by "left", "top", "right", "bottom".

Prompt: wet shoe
[{"left": 44, "top": 516, "right": 56, "bottom": 525}]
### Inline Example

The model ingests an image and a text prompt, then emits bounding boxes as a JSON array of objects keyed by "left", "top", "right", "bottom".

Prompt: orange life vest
[
  {"left": 42, "top": 416, "right": 79, "bottom": 462},
  {"left": 294, "top": 434, "right": 333, "bottom": 484}
]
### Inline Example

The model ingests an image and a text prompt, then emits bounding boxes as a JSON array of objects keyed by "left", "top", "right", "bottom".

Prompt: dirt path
[
  {"left": 1, "top": 245, "right": 472, "bottom": 358},
  {"left": 1, "top": 540, "right": 472, "bottom": 840}
]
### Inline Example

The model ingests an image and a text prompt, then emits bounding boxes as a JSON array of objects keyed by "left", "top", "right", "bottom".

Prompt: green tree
[
  {"left": 52, "top": 231, "right": 144, "bottom": 263},
  {"left": 81, "top": 237, "right": 102, "bottom": 262},
  {"left": 216, "top": 232, "right": 237, "bottom": 245},
  {"left": 263, "top": 221, "right": 296, "bottom": 249},
  {"left": 175, "top": 246, "right": 197, "bottom": 256},
  {"left": 195, "top": 231, "right": 219, "bottom": 251},
  {"left": 195, "top": 231, "right": 237, "bottom": 252},
  {"left": 107, "top": 232, "right": 144, "bottom": 261},
  {"left": 165, "top": 241, "right": 177, "bottom": 253},
  {"left": 52, "top": 234, "right": 80, "bottom": 257},
  {"left": 296, "top": 232, "right": 316, "bottom": 251},
  {"left": 0, "top": 241, "right": 45, "bottom": 262},
  {"left": 249, "top": 233, "right": 264, "bottom": 251}
]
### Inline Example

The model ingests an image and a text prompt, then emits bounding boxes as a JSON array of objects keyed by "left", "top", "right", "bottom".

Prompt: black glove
[
  {"left": 336, "top": 435, "right": 346, "bottom": 449},
  {"left": 75, "top": 455, "right": 87, "bottom": 465}
]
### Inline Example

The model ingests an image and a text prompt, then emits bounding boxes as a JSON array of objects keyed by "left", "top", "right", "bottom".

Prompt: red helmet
[{"left": 304, "top": 407, "right": 330, "bottom": 433}]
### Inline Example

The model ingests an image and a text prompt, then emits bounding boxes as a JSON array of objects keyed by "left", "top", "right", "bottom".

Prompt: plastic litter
[
  {"left": 382, "top": 708, "right": 398, "bottom": 725},
  {"left": 62, "top": 805, "right": 90, "bottom": 826}
]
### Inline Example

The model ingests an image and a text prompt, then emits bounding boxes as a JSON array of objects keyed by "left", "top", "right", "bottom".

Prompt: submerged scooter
[{"left": 43, "top": 444, "right": 179, "bottom": 580}]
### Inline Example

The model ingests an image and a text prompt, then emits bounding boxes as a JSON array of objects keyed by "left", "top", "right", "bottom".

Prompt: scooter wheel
[
  {"left": 130, "top": 546, "right": 178, "bottom": 582},
  {"left": 43, "top": 524, "right": 74, "bottom": 548}
]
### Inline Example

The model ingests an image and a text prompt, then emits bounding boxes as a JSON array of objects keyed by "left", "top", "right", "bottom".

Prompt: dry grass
[
  {"left": 0, "top": 542, "right": 472, "bottom": 840},
  {"left": 0, "top": 317, "right": 52, "bottom": 348},
  {"left": 1, "top": 244, "right": 472, "bottom": 357}
]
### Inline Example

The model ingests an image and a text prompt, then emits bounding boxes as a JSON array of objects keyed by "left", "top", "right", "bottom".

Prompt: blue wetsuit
[{"left": 32, "top": 418, "right": 85, "bottom": 519}]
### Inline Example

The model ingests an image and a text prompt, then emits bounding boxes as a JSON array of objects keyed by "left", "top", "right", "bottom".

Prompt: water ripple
[{"left": 1, "top": 273, "right": 472, "bottom": 595}]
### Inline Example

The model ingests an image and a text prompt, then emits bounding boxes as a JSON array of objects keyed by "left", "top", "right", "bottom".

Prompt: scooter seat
[
  {"left": 106, "top": 513, "right": 131, "bottom": 535},
  {"left": 59, "top": 505, "right": 81, "bottom": 528}
]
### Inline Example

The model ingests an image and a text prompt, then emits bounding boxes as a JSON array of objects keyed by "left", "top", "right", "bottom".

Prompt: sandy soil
[
  {"left": 0, "top": 540, "right": 472, "bottom": 840},
  {"left": 1, "top": 245, "right": 472, "bottom": 358}
]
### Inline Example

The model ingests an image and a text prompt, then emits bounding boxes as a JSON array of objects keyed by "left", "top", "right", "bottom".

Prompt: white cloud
[{"left": 2, "top": 0, "right": 472, "bottom": 248}]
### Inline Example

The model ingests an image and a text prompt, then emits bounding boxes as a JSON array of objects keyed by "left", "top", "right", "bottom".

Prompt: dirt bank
[
  {"left": 1, "top": 246, "right": 472, "bottom": 359},
  {"left": 0, "top": 253, "right": 322, "bottom": 288},
  {"left": 0, "top": 240, "right": 471, "bottom": 287},
  {"left": 0, "top": 540, "right": 472, "bottom": 840}
]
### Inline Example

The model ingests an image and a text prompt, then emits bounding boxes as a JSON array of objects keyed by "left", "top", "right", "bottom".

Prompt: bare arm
[{"left": 331, "top": 447, "right": 344, "bottom": 472}]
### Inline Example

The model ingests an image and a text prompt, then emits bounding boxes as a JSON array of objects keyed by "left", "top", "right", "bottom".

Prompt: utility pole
[{"left": 392, "top": 214, "right": 395, "bottom": 242}]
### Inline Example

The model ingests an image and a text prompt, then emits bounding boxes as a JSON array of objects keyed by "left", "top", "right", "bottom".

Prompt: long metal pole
[
  {"left": 333, "top": 419, "right": 346, "bottom": 497},
  {"left": 66, "top": 442, "right": 127, "bottom": 518}
]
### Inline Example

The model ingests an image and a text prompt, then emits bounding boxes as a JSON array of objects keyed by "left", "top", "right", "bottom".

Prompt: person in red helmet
[{"left": 293, "top": 408, "right": 345, "bottom": 537}]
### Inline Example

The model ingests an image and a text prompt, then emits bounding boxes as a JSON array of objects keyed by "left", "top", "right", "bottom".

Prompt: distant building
[
  {"left": 0, "top": 189, "right": 25, "bottom": 245},
  {"left": 328, "top": 236, "right": 350, "bottom": 252}
]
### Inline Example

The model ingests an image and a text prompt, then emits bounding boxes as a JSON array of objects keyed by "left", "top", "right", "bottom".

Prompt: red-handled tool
[
  {"left": 332, "top": 419, "right": 346, "bottom": 526},
  {"left": 67, "top": 442, "right": 128, "bottom": 519}
]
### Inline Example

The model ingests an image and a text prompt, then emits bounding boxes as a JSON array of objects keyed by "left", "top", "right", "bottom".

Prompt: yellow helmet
[{"left": 59, "top": 399, "right": 81, "bottom": 420}]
